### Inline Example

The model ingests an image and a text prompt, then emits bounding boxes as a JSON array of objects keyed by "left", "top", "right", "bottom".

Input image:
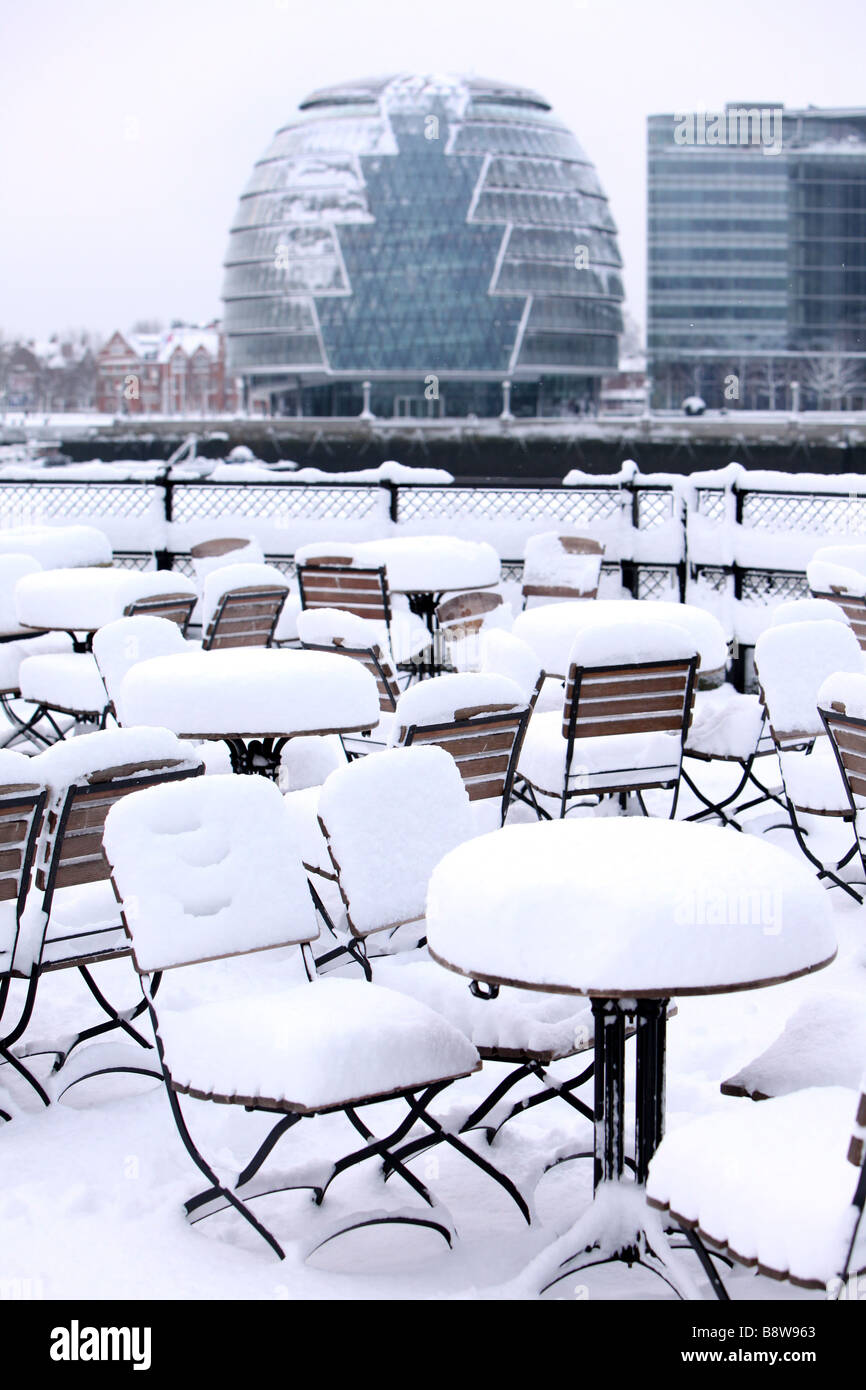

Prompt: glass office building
[
  {"left": 222, "top": 74, "right": 624, "bottom": 418},
  {"left": 647, "top": 105, "right": 866, "bottom": 409}
]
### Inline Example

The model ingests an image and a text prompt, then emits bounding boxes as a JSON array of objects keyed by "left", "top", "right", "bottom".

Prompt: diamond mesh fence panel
[
  {"left": 740, "top": 570, "right": 809, "bottom": 603},
  {"left": 691, "top": 565, "right": 730, "bottom": 593},
  {"left": 695, "top": 489, "right": 727, "bottom": 522},
  {"left": 394, "top": 485, "right": 623, "bottom": 527},
  {"left": 740, "top": 491, "right": 866, "bottom": 533},
  {"left": 634, "top": 488, "right": 674, "bottom": 529},
  {"left": 170, "top": 483, "right": 381, "bottom": 524},
  {"left": 0, "top": 482, "right": 156, "bottom": 527},
  {"left": 635, "top": 566, "right": 680, "bottom": 600},
  {"left": 113, "top": 552, "right": 157, "bottom": 572}
]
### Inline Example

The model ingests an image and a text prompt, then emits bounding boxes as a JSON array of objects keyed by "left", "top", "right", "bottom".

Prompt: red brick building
[{"left": 95, "top": 322, "right": 239, "bottom": 415}]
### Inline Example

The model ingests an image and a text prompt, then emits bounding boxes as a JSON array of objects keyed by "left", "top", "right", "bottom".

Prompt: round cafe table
[
  {"left": 14, "top": 568, "right": 197, "bottom": 652},
  {"left": 513, "top": 599, "right": 729, "bottom": 688},
  {"left": 117, "top": 646, "right": 380, "bottom": 777},
  {"left": 425, "top": 817, "right": 836, "bottom": 1295}
]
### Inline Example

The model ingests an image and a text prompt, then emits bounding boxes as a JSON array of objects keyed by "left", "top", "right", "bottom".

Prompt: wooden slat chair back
[
  {"left": 202, "top": 585, "right": 287, "bottom": 650},
  {"left": 302, "top": 639, "right": 399, "bottom": 713},
  {"left": 0, "top": 775, "right": 47, "bottom": 1117},
  {"left": 553, "top": 656, "right": 698, "bottom": 814},
  {"left": 401, "top": 705, "right": 530, "bottom": 819},
  {"left": 809, "top": 590, "right": 866, "bottom": 651},
  {"left": 436, "top": 591, "right": 504, "bottom": 640},
  {"left": 35, "top": 758, "right": 205, "bottom": 969},
  {"left": 297, "top": 562, "right": 391, "bottom": 626},
  {"left": 522, "top": 534, "right": 604, "bottom": 603},
  {"left": 124, "top": 592, "right": 196, "bottom": 634},
  {"left": 190, "top": 538, "right": 252, "bottom": 562}
]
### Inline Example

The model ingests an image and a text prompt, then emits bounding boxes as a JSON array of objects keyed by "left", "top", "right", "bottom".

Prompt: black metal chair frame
[
  {"left": 759, "top": 721, "right": 862, "bottom": 902},
  {"left": 124, "top": 939, "right": 530, "bottom": 1261},
  {"left": 680, "top": 707, "right": 787, "bottom": 830},
  {"left": 300, "top": 638, "right": 400, "bottom": 759},
  {"left": 9, "top": 762, "right": 203, "bottom": 1102},
  {"left": 820, "top": 703, "right": 866, "bottom": 888},
  {"left": 0, "top": 786, "right": 48, "bottom": 1117}
]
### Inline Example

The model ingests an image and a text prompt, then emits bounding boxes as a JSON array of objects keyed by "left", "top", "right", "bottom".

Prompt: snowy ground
[{"left": 1, "top": 751, "right": 863, "bottom": 1302}]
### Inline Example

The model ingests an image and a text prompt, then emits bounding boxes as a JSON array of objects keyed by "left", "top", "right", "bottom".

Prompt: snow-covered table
[
  {"left": 14, "top": 568, "right": 198, "bottom": 651},
  {"left": 118, "top": 647, "right": 380, "bottom": 776},
  {"left": 426, "top": 817, "right": 836, "bottom": 1294},
  {"left": 0, "top": 525, "right": 112, "bottom": 571},
  {"left": 513, "top": 599, "right": 729, "bottom": 686},
  {"left": 298, "top": 537, "right": 501, "bottom": 676}
]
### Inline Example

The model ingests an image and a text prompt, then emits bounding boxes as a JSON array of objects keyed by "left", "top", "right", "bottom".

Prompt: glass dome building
[{"left": 222, "top": 74, "right": 624, "bottom": 418}]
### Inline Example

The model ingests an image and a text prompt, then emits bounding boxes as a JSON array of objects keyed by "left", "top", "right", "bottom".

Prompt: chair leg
[
  {"left": 784, "top": 801, "right": 863, "bottom": 902},
  {"left": 51, "top": 966, "right": 160, "bottom": 1070},
  {"left": 307, "top": 878, "right": 372, "bottom": 981},
  {"left": 680, "top": 1225, "right": 731, "bottom": 1300}
]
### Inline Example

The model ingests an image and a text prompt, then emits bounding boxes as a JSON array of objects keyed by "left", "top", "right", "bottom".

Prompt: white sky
[{"left": 2, "top": 0, "right": 865, "bottom": 341}]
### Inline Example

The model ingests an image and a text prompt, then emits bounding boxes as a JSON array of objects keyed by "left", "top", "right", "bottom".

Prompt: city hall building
[{"left": 222, "top": 74, "right": 624, "bottom": 419}]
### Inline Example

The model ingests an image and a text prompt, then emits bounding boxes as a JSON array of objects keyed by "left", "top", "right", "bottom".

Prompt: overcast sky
[{"left": 2, "top": 0, "right": 865, "bottom": 342}]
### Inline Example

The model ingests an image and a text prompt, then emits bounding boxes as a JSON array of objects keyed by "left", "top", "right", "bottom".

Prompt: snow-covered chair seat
[
  {"left": 12, "top": 574, "right": 199, "bottom": 744},
  {"left": 647, "top": 1084, "right": 866, "bottom": 1290},
  {"left": 0, "top": 633, "right": 77, "bottom": 752},
  {"left": 522, "top": 532, "right": 603, "bottom": 607},
  {"left": 101, "top": 772, "right": 531, "bottom": 1261},
  {"left": 771, "top": 597, "right": 852, "bottom": 629},
  {"left": 201, "top": 563, "right": 289, "bottom": 650},
  {"left": 0, "top": 555, "right": 43, "bottom": 639},
  {"left": 754, "top": 621, "right": 863, "bottom": 896},
  {"left": 721, "top": 994, "right": 866, "bottom": 1101},
  {"left": 315, "top": 746, "right": 598, "bottom": 1145},
  {"left": 18, "top": 652, "right": 108, "bottom": 720},
  {"left": 807, "top": 546, "right": 866, "bottom": 651},
  {"left": 9, "top": 728, "right": 205, "bottom": 1096},
  {"left": 518, "top": 621, "right": 698, "bottom": 820},
  {"left": 391, "top": 672, "right": 530, "bottom": 829},
  {"left": 297, "top": 606, "right": 400, "bottom": 755},
  {"left": 680, "top": 684, "right": 779, "bottom": 828},
  {"left": 295, "top": 548, "right": 430, "bottom": 667},
  {"left": 92, "top": 615, "right": 199, "bottom": 724}
]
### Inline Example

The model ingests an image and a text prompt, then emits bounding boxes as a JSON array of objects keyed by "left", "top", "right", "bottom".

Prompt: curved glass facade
[{"left": 222, "top": 74, "right": 623, "bottom": 417}]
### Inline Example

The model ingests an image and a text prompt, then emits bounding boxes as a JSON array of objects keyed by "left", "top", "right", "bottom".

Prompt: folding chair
[
  {"left": 518, "top": 620, "right": 698, "bottom": 820},
  {"left": 392, "top": 671, "right": 531, "bottom": 830},
  {"left": 8, "top": 728, "right": 205, "bottom": 1101},
  {"left": 189, "top": 536, "right": 264, "bottom": 584},
  {"left": 521, "top": 532, "right": 604, "bottom": 608},
  {"left": 314, "top": 745, "right": 598, "bottom": 1160},
  {"left": 808, "top": 545, "right": 866, "bottom": 650},
  {"left": 102, "top": 771, "right": 527, "bottom": 1261},
  {"left": 721, "top": 993, "right": 866, "bottom": 1101},
  {"left": 436, "top": 591, "right": 512, "bottom": 671},
  {"left": 92, "top": 615, "right": 197, "bottom": 725},
  {"left": 297, "top": 606, "right": 401, "bottom": 755},
  {"left": 14, "top": 588, "right": 197, "bottom": 745},
  {"left": 680, "top": 684, "right": 780, "bottom": 829},
  {"left": 200, "top": 563, "right": 289, "bottom": 650},
  {"left": 753, "top": 619, "right": 863, "bottom": 898},
  {"left": 0, "top": 634, "right": 77, "bottom": 750},
  {"left": 296, "top": 554, "right": 429, "bottom": 671},
  {"left": 648, "top": 1074, "right": 866, "bottom": 1297},
  {"left": 0, "top": 752, "right": 47, "bottom": 1118}
]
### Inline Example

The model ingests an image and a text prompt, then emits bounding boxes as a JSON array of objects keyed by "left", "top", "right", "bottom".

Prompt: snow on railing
[{"left": 3, "top": 458, "right": 866, "bottom": 665}]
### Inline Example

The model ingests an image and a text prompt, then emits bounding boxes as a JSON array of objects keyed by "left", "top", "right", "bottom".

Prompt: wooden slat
[
  {"left": 467, "top": 778, "right": 507, "bottom": 801},
  {"left": 411, "top": 728, "right": 516, "bottom": 757},
  {"left": 573, "top": 713, "right": 685, "bottom": 738},
  {"left": 523, "top": 583, "right": 597, "bottom": 599},
  {"left": 572, "top": 673, "right": 688, "bottom": 699},
  {"left": 0, "top": 816, "right": 32, "bottom": 846},
  {"left": 0, "top": 878, "right": 18, "bottom": 902},
  {"left": 53, "top": 858, "right": 108, "bottom": 890},
  {"left": 0, "top": 847, "right": 22, "bottom": 874},
  {"left": 458, "top": 754, "right": 511, "bottom": 779}
]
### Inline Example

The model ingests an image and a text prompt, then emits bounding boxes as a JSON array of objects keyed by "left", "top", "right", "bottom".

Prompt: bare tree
[{"left": 803, "top": 352, "right": 865, "bottom": 409}]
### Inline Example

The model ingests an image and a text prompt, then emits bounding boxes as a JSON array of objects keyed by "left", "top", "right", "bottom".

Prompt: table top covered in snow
[
  {"left": 426, "top": 818, "right": 836, "bottom": 998},
  {"left": 15, "top": 567, "right": 197, "bottom": 633},
  {"left": 117, "top": 647, "right": 381, "bottom": 738},
  {"left": 296, "top": 536, "right": 500, "bottom": 595},
  {"left": 0, "top": 525, "right": 112, "bottom": 571},
  {"left": 512, "top": 598, "right": 728, "bottom": 679}
]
